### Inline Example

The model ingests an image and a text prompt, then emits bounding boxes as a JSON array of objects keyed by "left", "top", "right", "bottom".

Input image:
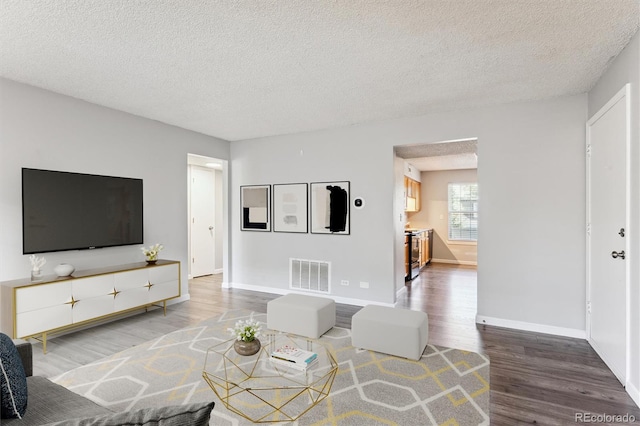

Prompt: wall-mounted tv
[{"left": 22, "top": 168, "right": 144, "bottom": 254}]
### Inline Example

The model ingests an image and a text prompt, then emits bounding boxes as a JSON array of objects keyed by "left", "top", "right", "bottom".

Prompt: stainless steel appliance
[{"left": 405, "top": 231, "right": 421, "bottom": 280}]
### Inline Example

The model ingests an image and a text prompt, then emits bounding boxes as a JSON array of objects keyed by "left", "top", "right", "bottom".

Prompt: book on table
[
  {"left": 269, "top": 355, "right": 319, "bottom": 371},
  {"left": 270, "top": 345, "right": 318, "bottom": 367}
]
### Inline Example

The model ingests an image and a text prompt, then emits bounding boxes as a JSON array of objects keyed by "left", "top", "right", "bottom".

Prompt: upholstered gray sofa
[{"left": 2, "top": 339, "right": 214, "bottom": 425}]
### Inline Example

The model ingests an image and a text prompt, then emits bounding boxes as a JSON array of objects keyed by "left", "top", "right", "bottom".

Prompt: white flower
[
  {"left": 141, "top": 243, "right": 163, "bottom": 260},
  {"left": 228, "top": 318, "right": 262, "bottom": 342}
]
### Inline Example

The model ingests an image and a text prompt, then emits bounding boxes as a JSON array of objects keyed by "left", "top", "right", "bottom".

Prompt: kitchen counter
[{"left": 405, "top": 228, "right": 432, "bottom": 234}]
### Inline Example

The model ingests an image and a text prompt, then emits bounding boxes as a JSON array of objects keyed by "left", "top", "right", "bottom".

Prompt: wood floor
[{"left": 31, "top": 263, "right": 639, "bottom": 425}]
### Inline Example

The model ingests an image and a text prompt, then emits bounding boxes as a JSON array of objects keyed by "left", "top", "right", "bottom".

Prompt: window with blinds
[{"left": 448, "top": 183, "right": 478, "bottom": 241}]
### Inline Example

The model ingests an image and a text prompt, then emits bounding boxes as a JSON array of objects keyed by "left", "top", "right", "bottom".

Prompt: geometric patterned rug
[{"left": 52, "top": 309, "right": 490, "bottom": 425}]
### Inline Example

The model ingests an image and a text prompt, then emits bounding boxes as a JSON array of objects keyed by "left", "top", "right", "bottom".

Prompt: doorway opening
[
  {"left": 393, "top": 138, "right": 479, "bottom": 333},
  {"left": 187, "top": 154, "right": 229, "bottom": 284}
]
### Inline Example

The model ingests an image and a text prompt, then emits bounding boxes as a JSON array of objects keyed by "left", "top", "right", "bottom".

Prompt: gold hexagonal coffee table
[{"left": 202, "top": 333, "right": 337, "bottom": 423}]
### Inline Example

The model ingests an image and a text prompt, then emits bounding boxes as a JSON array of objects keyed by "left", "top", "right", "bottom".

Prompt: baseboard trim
[
  {"left": 626, "top": 381, "right": 640, "bottom": 408},
  {"left": 476, "top": 315, "right": 586, "bottom": 339},
  {"left": 431, "top": 258, "right": 478, "bottom": 266},
  {"left": 228, "top": 282, "right": 394, "bottom": 307},
  {"left": 190, "top": 270, "right": 223, "bottom": 280}
]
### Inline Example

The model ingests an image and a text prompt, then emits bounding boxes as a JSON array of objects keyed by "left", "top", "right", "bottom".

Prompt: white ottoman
[
  {"left": 267, "top": 293, "right": 336, "bottom": 339},
  {"left": 351, "top": 305, "right": 429, "bottom": 360}
]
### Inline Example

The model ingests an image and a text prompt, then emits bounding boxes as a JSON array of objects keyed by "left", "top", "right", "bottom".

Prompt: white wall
[
  {"left": 0, "top": 79, "right": 229, "bottom": 325},
  {"left": 588, "top": 30, "right": 640, "bottom": 404},
  {"left": 229, "top": 135, "right": 397, "bottom": 305},
  {"left": 408, "top": 169, "right": 478, "bottom": 264},
  {"left": 215, "top": 169, "right": 224, "bottom": 271},
  {"left": 394, "top": 154, "right": 408, "bottom": 293},
  {"left": 230, "top": 94, "right": 587, "bottom": 334}
]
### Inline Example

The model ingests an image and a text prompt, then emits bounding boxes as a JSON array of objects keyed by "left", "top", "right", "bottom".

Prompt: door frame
[
  {"left": 190, "top": 165, "right": 217, "bottom": 277},
  {"left": 585, "top": 84, "right": 631, "bottom": 385},
  {"left": 187, "top": 154, "right": 229, "bottom": 283}
]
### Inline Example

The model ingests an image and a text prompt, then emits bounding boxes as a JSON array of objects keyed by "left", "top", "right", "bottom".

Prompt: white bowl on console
[{"left": 54, "top": 263, "right": 75, "bottom": 277}]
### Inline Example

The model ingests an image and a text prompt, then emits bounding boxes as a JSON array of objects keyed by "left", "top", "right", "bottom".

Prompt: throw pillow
[
  {"left": 0, "top": 333, "right": 28, "bottom": 419},
  {"left": 48, "top": 401, "right": 215, "bottom": 426}
]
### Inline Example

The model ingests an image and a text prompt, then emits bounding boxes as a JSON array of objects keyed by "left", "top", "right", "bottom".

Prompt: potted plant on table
[
  {"left": 141, "top": 243, "right": 163, "bottom": 264},
  {"left": 228, "top": 318, "right": 262, "bottom": 356}
]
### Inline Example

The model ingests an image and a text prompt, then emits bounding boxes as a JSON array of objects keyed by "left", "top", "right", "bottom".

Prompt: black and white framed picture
[
  {"left": 240, "top": 185, "right": 271, "bottom": 231},
  {"left": 310, "top": 181, "right": 350, "bottom": 235},
  {"left": 273, "top": 183, "right": 308, "bottom": 233}
]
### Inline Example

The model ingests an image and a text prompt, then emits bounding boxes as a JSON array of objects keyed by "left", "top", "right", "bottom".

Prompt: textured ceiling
[
  {"left": 408, "top": 153, "right": 477, "bottom": 171},
  {"left": 1, "top": 1, "right": 638, "bottom": 142},
  {"left": 396, "top": 140, "right": 477, "bottom": 171},
  {"left": 396, "top": 140, "right": 477, "bottom": 159}
]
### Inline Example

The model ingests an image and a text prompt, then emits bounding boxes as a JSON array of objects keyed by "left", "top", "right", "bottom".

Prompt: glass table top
[{"left": 202, "top": 333, "right": 338, "bottom": 423}]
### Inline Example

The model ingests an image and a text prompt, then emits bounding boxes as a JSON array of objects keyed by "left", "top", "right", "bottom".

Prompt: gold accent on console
[{"left": 64, "top": 296, "right": 78, "bottom": 308}]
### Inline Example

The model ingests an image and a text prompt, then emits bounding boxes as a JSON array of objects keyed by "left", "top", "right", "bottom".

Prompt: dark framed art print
[
  {"left": 310, "top": 181, "right": 350, "bottom": 235},
  {"left": 240, "top": 185, "right": 271, "bottom": 231}
]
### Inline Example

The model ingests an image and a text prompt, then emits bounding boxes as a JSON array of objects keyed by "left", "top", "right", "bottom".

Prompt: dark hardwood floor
[{"left": 31, "top": 262, "right": 639, "bottom": 425}]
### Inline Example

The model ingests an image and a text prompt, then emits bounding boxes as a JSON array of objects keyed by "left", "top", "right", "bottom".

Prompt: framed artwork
[
  {"left": 273, "top": 183, "right": 308, "bottom": 233},
  {"left": 240, "top": 185, "right": 271, "bottom": 231},
  {"left": 310, "top": 181, "right": 350, "bottom": 235}
]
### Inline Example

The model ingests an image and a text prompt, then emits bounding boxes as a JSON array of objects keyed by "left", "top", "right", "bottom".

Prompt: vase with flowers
[
  {"left": 141, "top": 243, "right": 163, "bottom": 264},
  {"left": 228, "top": 317, "right": 262, "bottom": 356}
]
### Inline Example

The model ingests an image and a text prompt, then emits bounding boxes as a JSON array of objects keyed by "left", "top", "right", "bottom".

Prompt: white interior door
[
  {"left": 586, "top": 85, "right": 629, "bottom": 385},
  {"left": 191, "top": 166, "right": 216, "bottom": 277}
]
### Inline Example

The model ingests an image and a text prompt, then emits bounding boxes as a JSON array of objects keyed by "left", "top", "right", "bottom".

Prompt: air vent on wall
[{"left": 290, "top": 258, "right": 330, "bottom": 293}]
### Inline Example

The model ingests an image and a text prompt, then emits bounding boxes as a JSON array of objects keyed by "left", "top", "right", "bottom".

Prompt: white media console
[{"left": 0, "top": 259, "right": 180, "bottom": 353}]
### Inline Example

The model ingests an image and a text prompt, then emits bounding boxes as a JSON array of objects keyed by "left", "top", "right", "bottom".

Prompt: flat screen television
[{"left": 22, "top": 168, "right": 144, "bottom": 254}]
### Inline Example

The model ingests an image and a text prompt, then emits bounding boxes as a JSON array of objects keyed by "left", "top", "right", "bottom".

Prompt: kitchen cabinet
[
  {"left": 420, "top": 229, "right": 433, "bottom": 266},
  {"left": 404, "top": 177, "right": 421, "bottom": 212}
]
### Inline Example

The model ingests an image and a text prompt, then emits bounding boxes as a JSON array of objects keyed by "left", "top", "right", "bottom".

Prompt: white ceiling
[
  {"left": 407, "top": 154, "right": 477, "bottom": 171},
  {"left": 396, "top": 140, "right": 477, "bottom": 171},
  {"left": 1, "top": 1, "right": 638, "bottom": 142}
]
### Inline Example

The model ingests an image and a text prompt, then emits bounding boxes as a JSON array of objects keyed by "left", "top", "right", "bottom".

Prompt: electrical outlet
[
  {"left": 340, "top": 280, "right": 349, "bottom": 286},
  {"left": 359, "top": 281, "right": 369, "bottom": 289}
]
